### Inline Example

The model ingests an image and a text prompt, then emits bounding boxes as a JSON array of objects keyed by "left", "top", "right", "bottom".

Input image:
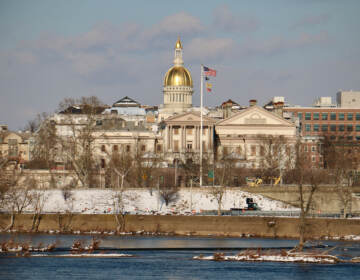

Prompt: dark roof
[{"left": 113, "top": 96, "right": 140, "bottom": 107}]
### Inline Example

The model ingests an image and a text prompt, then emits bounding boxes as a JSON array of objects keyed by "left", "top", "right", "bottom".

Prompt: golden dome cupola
[
  {"left": 164, "top": 37, "right": 193, "bottom": 87},
  {"left": 161, "top": 37, "right": 194, "bottom": 114}
]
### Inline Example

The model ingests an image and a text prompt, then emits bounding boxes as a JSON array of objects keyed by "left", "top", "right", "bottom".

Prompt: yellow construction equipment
[
  {"left": 246, "top": 177, "right": 263, "bottom": 187},
  {"left": 273, "top": 176, "right": 281, "bottom": 185}
]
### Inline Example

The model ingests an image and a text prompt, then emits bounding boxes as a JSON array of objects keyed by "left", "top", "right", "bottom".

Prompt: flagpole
[{"left": 200, "top": 64, "right": 203, "bottom": 187}]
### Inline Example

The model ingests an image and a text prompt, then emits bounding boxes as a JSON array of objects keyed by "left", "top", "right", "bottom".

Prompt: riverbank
[{"left": 1, "top": 214, "right": 360, "bottom": 240}]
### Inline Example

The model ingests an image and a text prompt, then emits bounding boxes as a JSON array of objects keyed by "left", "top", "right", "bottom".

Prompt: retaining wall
[{"left": 1, "top": 214, "right": 360, "bottom": 239}]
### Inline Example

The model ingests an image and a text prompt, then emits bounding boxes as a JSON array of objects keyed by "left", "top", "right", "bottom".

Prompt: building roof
[{"left": 112, "top": 96, "right": 141, "bottom": 107}]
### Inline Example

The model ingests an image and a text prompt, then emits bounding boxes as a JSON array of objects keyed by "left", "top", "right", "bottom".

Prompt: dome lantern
[{"left": 164, "top": 37, "right": 193, "bottom": 87}]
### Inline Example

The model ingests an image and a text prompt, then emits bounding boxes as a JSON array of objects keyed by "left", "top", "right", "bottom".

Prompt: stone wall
[{"left": 1, "top": 214, "right": 360, "bottom": 239}]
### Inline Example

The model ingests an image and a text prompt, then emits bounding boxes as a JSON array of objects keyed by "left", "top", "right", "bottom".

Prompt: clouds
[
  {"left": 239, "top": 31, "right": 330, "bottom": 58},
  {"left": 149, "top": 12, "right": 204, "bottom": 38},
  {"left": 0, "top": 4, "right": 359, "bottom": 130},
  {"left": 291, "top": 14, "right": 331, "bottom": 30},
  {"left": 212, "top": 4, "right": 260, "bottom": 33}
]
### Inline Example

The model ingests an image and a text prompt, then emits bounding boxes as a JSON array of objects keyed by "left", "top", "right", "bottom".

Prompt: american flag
[{"left": 203, "top": 66, "right": 216, "bottom": 77}]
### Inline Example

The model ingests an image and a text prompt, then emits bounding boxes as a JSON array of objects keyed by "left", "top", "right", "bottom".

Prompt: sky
[{"left": 1, "top": 0, "right": 360, "bottom": 130}]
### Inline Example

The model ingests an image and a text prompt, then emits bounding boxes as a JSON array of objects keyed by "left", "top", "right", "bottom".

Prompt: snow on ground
[{"left": 26, "top": 187, "right": 297, "bottom": 214}]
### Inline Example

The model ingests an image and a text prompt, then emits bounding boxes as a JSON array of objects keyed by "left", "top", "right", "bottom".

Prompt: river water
[{"left": 1, "top": 234, "right": 360, "bottom": 280}]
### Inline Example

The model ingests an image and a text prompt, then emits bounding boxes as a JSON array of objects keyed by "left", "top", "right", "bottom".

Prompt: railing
[{"left": 197, "top": 210, "right": 360, "bottom": 218}]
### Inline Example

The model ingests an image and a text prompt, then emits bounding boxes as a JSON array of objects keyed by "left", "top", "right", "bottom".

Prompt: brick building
[{"left": 283, "top": 107, "right": 360, "bottom": 167}]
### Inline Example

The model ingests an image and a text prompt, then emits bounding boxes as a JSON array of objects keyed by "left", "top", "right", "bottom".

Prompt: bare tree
[
  {"left": 289, "top": 140, "right": 324, "bottom": 251},
  {"left": 57, "top": 96, "right": 105, "bottom": 188},
  {"left": 181, "top": 153, "right": 200, "bottom": 186},
  {"left": 215, "top": 147, "right": 237, "bottom": 186},
  {"left": 24, "top": 112, "right": 49, "bottom": 133},
  {"left": 322, "top": 135, "right": 360, "bottom": 218},
  {"left": 107, "top": 147, "right": 134, "bottom": 189},
  {"left": 133, "top": 149, "right": 163, "bottom": 195},
  {"left": 159, "top": 173, "right": 179, "bottom": 207},
  {"left": 1, "top": 174, "right": 35, "bottom": 231},
  {"left": 30, "top": 190, "right": 48, "bottom": 232},
  {"left": 208, "top": 186, "right": 226, "bottom": 216},
  {"left": 112, "top": 189, "right": 127, "bottom": 232},
  {"left": 56, "top": 183, "right": 76, "bottom": 232},
  {"left": 258, "top": 135, "right": 290, "bottom": 184},
  {"left": 27, "top": 113, "right": 57, "bottom": 169},
  {"left": 0, "top": 143, "right": 10, "bottom": 203}
]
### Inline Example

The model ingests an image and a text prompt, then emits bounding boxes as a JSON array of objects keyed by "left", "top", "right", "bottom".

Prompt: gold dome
[{"left": 164, "top": 66, "right": 193, "bottom": 87}]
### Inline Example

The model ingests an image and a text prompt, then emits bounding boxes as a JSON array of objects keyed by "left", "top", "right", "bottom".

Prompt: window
[
  {"left": 313, "top": 113, "right": 319, "bottom": 120},
  {"left": 141, "top": 145, "right": 146, "bottom": 152},
  {"left": 330, "top": 113, "right": 337, "bottom": 120},
  {"left": 101, "top": 145, "right": 106, "bottom": 152},
  {"left": 202, "top": 141, "right": 207, "bottom": 152},
  {"left": 356, "top": 125, "right": 360, "bottom": 132},
  {"left": 298, "top": 113, "right": 303, "bottom": 120},
  {"left": 357, "top": 113, "right": 360, "bottom": 121},
  {"left": 312, "top": 156, "right": 316, "bottom": 162},
  {"left": 347, "top": 136, "right": 353, "bottom": 141},
  {"left": 156, "top": 144, "right": 162, "bottom": 152},
  {"left": 187, "top": 142, "right": 192, "bottom": 150},
  {"left": 311, "top": 146, "right": 316, "bottom": 152},
  {"left": 330, "top": 125, "right": 336, "bottom": 132},
  {"left": 113, "top": 145, "right": 118, "bottom": 152},
  {"left": 174, "top": 140, "right": 179, "bottom": 152},
  {"left": 260, "top": 146, "right": 265, "bottom": 156},
  {"left": 126, "top": 145, "right": 130, "bottom": 152},
  {"left": 304, "top": 146, "right": 308, "bottom": 152},
  {"left": 330, "top": 135, "right": 336, "bottom": 140},
  {"left": 321, "top": 125, "right": 328, "bottom": 132},
  {"left": 305, "top": 124, "right": 311, "bottom": 132},
  {"left": 251, "top": 145, "right": 256, "bottom": 156},
  {"left": 348, "top": 113, "right": 353, "bottom": 120},
  {"left": 347, "top": 125, "right": 353, "bottom": 132},
  {"left": 339, "top": 125, "right": 345, "bottom": 132},
  {"left": 339, "top": 113, "right": 345, "bottom": 120},
  {"left": 187, "top": 128, "right": 193, "bottom": 135},
  {"left": 101, "top": 159, "right": 106, "bottom": 169},
  {"left": 321, "top": 113, "right": 328, "bottom": 120},
  {"left": 356, "top": 136, "right": 360, "bottom": 141},
  {"left": 305, "top": 112, "right": 311, "bottom": 120},
  {"left": 174, "top": 128, "right": 179, "bottom": 135},
  {"left": 313, "top": 124, "right": 319, "bottom": 132},
  {"left": 202, "top": 128, "right": 206, "bottom": 135}
]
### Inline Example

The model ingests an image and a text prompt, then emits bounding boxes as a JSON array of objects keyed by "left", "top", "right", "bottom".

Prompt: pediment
[
  {"left": 165, "top": 112, "right": 216, "bottom": 124},
  {"left": 217, "top": 106, "right": 295, "bottom": 127}
]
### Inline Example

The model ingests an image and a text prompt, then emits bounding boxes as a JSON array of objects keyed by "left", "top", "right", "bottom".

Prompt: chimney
[
  {"left": 273, "top": 102, "right": 284, "bottom": 116},
  {"left": 249, "top": 99, "right": 257, "bottom": 107}
]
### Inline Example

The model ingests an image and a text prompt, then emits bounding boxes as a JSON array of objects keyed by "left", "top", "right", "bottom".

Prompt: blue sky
[{"left": 1, "top": 0, "right": 360, "bottom": 129}]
